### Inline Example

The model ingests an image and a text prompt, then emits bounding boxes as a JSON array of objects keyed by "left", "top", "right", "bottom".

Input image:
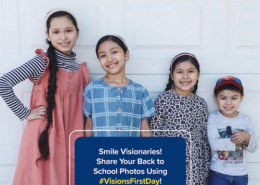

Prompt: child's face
[
  {"left": 97, "top": 40, "right": 129, "bottom": 75},
  {"left": 171, "top": 60, "right": 199, "bottom": 96},
  {"left": 45, "top": 16, "right": 79, "bottom": 55},
  {"left": 214, "top": 90, "right": 244, "bottom": 118}
]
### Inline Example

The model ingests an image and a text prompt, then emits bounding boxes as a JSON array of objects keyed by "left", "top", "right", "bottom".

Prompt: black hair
[
  {"left": 214, "top": 84, "right": 244, "bottom": 96},
  {"left": 165, "top": 53, "right": 200, "bottom": 94},
  {"left": 37, "top": 11, "right": 78, "bottom": 162},
  {"left": 95, "top": 35, "right": 128, "bottom": 58}
]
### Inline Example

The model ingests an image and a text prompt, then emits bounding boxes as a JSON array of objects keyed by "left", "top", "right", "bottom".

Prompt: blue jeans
[{"left": 209, "top": 170, "right": 248, "bottom": 185}]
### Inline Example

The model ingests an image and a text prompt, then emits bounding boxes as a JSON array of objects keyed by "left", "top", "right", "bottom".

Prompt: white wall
[{"left": 0, "top": 0, "right": 259, "bottom": 184}]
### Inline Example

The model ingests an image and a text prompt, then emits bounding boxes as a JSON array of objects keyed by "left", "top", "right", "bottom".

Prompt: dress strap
[
  {"left": 35, "top": 49, "right": 49, "bottom": 61},
  {"left": 29, "top": 49, "right": 50, "bottom": 85}
]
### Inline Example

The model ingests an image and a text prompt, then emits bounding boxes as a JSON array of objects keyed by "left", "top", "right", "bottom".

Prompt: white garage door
[{"left": 0, "top": 0, "right": 259, "bottom": 184}]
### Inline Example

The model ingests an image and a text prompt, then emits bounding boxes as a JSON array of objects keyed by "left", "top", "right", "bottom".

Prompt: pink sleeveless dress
[{"left": 12, "top": 49, "right": 89, "bottom": 185}]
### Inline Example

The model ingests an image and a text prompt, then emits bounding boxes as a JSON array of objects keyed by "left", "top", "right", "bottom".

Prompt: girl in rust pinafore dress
[
  {"left": 0, "top": 9, "right": 90, "bottom": 185},
  {"left": 12, "top": 49, "right": 89, "bottom": 185}
]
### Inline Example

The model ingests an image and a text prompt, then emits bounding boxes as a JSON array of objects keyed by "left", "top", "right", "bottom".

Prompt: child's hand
[
  {"left": 26, "top": 106, "right": 46, "bottom": 120},
  {"left": 140, "top": 118, "right": 151, "bottom": 137},
  {"left": 231, "top": 131, "right": 251, "bottom": 146}
]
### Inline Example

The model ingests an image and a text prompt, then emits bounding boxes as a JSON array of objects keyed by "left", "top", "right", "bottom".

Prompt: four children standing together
[{"left": 0, "top": 8, "right": 258, "bottom": 185}]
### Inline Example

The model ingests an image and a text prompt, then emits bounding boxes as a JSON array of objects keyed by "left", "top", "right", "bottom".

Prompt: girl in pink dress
[{"left": 0, "top": 8, "right": 89, "bottom": 185}]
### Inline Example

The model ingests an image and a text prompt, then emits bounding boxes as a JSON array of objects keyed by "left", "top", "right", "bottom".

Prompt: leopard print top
[{"left": 150, "top": 90, "right": 210, "bottom": 185}]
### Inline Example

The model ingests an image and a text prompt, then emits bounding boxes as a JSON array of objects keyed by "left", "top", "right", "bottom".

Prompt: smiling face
[
  {"left": 97, "top": 40, "right": 129, "bottom": 75},
  {"left": 171, "top": 60, "right": 200, "bottom": 96},
  {"left": 46, "top": 16, "right": 79, "bottom": 55},
  {"left": 214, "top": 90, "right": 244, "bottom": 118}
]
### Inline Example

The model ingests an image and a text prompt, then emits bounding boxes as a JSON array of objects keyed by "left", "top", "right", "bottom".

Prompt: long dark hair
[
  {"left": 165, "top": 53, "right": 200, "bottom": 94},
  {"left": 37, "top": 11, "right": 78, "bottom": 162},
  {"left": 95, "top": 35, "right": 128, "bottom": 58}
]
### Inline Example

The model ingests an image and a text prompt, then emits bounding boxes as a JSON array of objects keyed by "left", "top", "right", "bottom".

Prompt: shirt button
[
  {"left": 117, "top": 128, "right": 121, "bottom": 131},
  {"left": 117, "top": 88, "right": 121, "bottom": 91},
  {"left": 117, "top": 107, "right": 121, "bottom": 111},
  {"left": 67, "top": 79, "right": 70, "bottom": 81}
]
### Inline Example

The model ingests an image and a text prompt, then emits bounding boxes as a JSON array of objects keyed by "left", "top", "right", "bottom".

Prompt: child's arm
[
  {"left": 149, "top": 95, "right": 165, "bottom": 137},
  {"left": 84, "top": 117, "right": 93, "bottom": 137},
  {"left": 140, "top": 87, "right": 156, "bottom": 136},
  {"left": 83, "top": 83, "right": 93, "bottom": 137},
  {"left": 0, "top": 54, "right": 47, "bottom": 120},
  {"left": 140, "top": 118, "right": 151, "bottom": 137},
  {"left": 207, "top": 114, "right": 236, "bottom": 151},
  {"left": 200, "top": 101, "right": 210, "bottom": 178},
  {"left": 231, "top": 117, "right": 258, "bottom": 152},
  {"left": 231, "top": 131, "right": 251, "bottom": 146}
]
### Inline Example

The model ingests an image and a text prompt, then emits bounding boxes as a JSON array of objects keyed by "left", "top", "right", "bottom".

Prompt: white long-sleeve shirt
[{"left": 207, "top": 111, "right": 258, "bottom": 175}]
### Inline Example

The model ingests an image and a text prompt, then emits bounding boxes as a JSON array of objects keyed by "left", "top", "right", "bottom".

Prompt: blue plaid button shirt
[{"left": 83, "top": 79, "right": 155, "bottom": 137}]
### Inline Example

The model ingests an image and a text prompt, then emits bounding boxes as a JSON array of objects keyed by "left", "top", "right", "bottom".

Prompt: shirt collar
[
  {"left": 54, "top": 50, "right": 76, "bottom": 63},
  {"left": 100, "top": 78, "right": 133, "bottom": 90}
]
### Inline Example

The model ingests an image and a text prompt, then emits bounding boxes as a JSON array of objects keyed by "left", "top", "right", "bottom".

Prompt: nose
[
  {"left": 183, "top": 71, "right": 188, "bottom": 79},
  {"left": 60, "top": 32, "right": 67, "bottom": 40},
  {"left": 107, "top": 54, "right": 113, "bottom": 62},
  {"left": 226, "top": 98, "right": 232, "bottom": 104}
]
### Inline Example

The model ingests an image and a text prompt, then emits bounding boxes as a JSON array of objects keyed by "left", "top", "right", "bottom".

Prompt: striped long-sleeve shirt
[{"left": 0, "top": 50, "right": 79, "bottom": 120}]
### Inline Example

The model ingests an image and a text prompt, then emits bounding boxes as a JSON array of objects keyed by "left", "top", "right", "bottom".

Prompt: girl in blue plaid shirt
[{"left": 83, "top": 35, "right": 155, "bottom": 137}]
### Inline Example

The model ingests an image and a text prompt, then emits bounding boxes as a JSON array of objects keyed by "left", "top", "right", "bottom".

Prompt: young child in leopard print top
[{"left": 149, "top": 53, "right": 210, "bottom": 185}]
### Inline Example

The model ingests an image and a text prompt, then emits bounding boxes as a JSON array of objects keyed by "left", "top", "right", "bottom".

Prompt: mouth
[
  {"left": 180, "top": 81, "right": 191, "bottom": 86},
  {"left": 107, "top": 62, "right": 118, "bottom": 68},
  {"left": 59, "top": 42, "right": 70, "bottom": 47},
  {"left": 224, "top": 106, "right": 234, "bottom": 111}
]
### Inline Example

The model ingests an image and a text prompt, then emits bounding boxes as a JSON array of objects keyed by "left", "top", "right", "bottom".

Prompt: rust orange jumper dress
[{"left": 12, "top": 49, "right": 89, "bottom": 185}]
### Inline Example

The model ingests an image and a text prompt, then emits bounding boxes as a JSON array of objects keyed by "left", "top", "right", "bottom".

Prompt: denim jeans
[{"left": 209, "top": 170, "right": 248, "bottom": 185}]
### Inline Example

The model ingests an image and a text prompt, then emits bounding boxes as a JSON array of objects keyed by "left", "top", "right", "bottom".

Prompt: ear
[
  {"left": 240, "top": 94, "right": 245, "bottom": 102},
  {"left": 45, "top": 31, "right": 51, "bottom": 41},
  {"left": 125, "top": 50, "right": 130, "bottom": 61},
  {"left": 76, "top": 29, "right": 79, "bottom": 39},
  {"left": 213, "top": 94, "right": 218, "bottom": 103},
  {"left": 197, "top": 72, "right": 200, "bottom": 80},
  {"left": 170, "top": 72, "right": 174, "bottom": 81}
]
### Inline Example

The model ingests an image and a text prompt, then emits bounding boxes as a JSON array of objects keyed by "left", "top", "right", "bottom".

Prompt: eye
[
  {"left": 232, "top": 98, "right": 237, "bottom": 100},
  {"left": 99, "top": 54, "right": 106, "bottom": 58},
  {"left": 220, "top": 98, "right": 226, "bottom": 100},
  {"left": 53, "top": 31, "right": 59, "bottom": 34},
  {"left": 177, "top": 71, "right": 182, "bottom": 73},
  {"left": 189, "top": 70, "right": 194, "bottom": 73},
  {"left": 66, "top": 30, "right": 72, "bottom": 33},
  {"left": 112, "top": 51, "right": 118, "bottom": 54}
]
